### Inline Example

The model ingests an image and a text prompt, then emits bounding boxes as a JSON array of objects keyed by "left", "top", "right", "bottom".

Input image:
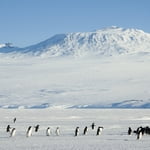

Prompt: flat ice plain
[
  {"left": 0, "top": 55, "right": 150, "bottom": 109},
  {"left": 0, "top": 109, "right": 150, "bottom": 150}
]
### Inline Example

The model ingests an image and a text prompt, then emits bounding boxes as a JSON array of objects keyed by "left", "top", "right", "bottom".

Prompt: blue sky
[{"left": 0, "top": 0, "right": 149, "bottom": 47}]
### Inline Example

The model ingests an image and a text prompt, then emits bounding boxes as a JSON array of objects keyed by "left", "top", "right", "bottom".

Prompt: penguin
[
  {"left": 137, "top": 127, "right": 142, "bottom": 134},
  {"left": 91, "top": 122, "right": 96, "bottom": 130},
  {"left": 13, "top": 118, "right": 16, "bottom": 123},
  {"left": 10, "top": 128, "right": 16, "bottom": 137},
  {"left": 75, "top": 127, "right": 79, "bottom": 136},
  {"left": 128, "top": 127, "right": 132, "bottom": 135},
  {"left": 145, "top": 126, "right": 150, "bottom": 135},
  {"left": 26, "top": 126, "right": 33, "bottom": 137},
  {"left": 137, "top": 131, "right": 142, "bottom": 140},
  {"left": 46, "top": 127, "right": 51, "bottom": 136},
  {"left": 96, "top": 126, "right": 103, "bottom": 135},
  {"left": 83, "top": 126, "right": 88, "bottom": 135},
  {"left": 34, "top": 124, "right": 40, "bottom": 132},
  {"left": 6, "top": 125, "right": 11, "bottom": 132},
  {"left": 141, "top": 127, "right": 145, "bottom": 135},
  {"left": 55, "top": 127, "right": 60, "bottom": 136}
]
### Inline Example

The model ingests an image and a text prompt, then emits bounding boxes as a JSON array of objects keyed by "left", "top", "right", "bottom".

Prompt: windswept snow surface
[
  {"left": 0, "top": 55, "right": 150, "bottom": 108},
  {"left": 0, "top": 109, "right": 150, "bottom": 150}
]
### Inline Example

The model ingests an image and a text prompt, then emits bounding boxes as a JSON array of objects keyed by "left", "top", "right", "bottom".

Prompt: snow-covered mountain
[{"left": 1, "top": 26, "right": 150, "bottom": 57}]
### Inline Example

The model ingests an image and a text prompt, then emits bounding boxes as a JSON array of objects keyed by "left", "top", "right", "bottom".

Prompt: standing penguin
[
  {"left": 10, "top": 128, "right": 16, "bottom": 137},
  {"left": 55, "top": 127, "right": 60, "bottom": 136},
  {"left": 91, "top": 122, "right": 96, "bottom": 130},
  {"left": 6, "top": 125, "right": 11, "bottom": 132},
  {"left": 137, "top": 131, "right": 142, "bottom": 140},
  {"left": 96, "top": 126, "right": 103, "bottom": 135},
  {"left": 75, "top": 127, "right": 79, "bottom": 136},
  {"left": 46, "top": 127, "right": 51, "bottom": 136},
  {"left": 128, "top": 127, "right": 132, "bottom": 135},
  {"left": 26, "top": 126, "right": 33, "bottom": 137},
  {"left": 13, "top": 118, "right": 16, "bottom": 123},
  {"left": 83, "top": 126, "right": 88, "bottom": 135},
  {"left": 34, "top": 124, "right": 40, "bottom": 132}
]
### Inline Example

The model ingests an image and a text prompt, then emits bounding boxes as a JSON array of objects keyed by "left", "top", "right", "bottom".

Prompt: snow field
[
  {"left": 0, "top": 55, "right": 150, "bottom": 108},
  {"left": 0, "top": 109, "right": 150, "bottom": 150}
]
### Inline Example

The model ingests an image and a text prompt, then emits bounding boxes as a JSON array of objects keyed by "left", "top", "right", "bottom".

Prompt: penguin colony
[{"left": 6, "top": 124, "right": 61, "bottom": 138}]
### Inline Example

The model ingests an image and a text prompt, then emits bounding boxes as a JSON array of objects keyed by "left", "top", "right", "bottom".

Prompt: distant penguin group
[
  {"left": 26, "top": 125, "right": 61, "bottom": 137},
  {"left": 4, "top": 118, "right": 106, "bottom": 138},
  {"left": 4, "top": 117, "right": 150, "bottom": 141},
  {"left": 74, "top": 123, "right": 104, "bottom": 137},
  {"left": 6, "top": 125, "right": 16, "bottom": 137},
  {"left": 127, "top": 126, "right": 150, "bottom": 140}
]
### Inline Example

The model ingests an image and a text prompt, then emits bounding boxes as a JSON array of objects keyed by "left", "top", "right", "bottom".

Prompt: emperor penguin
[
  {"left": 46, "top": 127, "right": 51, "bottom": 136},
  {"left": 75, "top": 127, "right": 79, "bottom": 136},
  {"left": 55, "top": 127, "right": 60, "bottom": 136},
  {"left": 83, "top": 126, "right": 88, "bottom": 135},
  {"left": 26, "top": 126, "right": 33, "bottom": 137},
  {"left": 10, "top": 128, "right": 16, "bottom": 137}
]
